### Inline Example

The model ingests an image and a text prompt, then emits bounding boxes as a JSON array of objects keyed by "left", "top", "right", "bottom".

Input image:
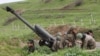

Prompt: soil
[
  {"left": 61, "top": 0, "right": 83, "bottom": 10},
  {"left": 46, "top": 25, "right": 89, "bottom": 36}
]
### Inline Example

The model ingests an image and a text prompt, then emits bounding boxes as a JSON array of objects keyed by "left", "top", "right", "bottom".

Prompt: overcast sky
[{"left": 0, "top": 0, "right": 24, "bottom": 4}]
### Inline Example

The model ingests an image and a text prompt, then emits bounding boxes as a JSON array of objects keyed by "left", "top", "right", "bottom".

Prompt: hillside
[{"left": 0, "top": 0, "right": 100, "bottom": 56}]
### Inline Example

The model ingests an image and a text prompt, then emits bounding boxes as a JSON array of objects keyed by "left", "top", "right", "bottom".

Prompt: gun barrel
[
  {"left": 5, "top": 6, "right": 55, "bottom": 42},
  {"left": 34, "top": 25, "right": 55, "bottom": 42},
  {"left": 6, "top": 6, "right": 35, "bottom": 31}
]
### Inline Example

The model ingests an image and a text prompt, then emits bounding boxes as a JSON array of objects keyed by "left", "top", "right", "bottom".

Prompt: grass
[
  {"left": 25, "top": 46, "right": 100, "bottom": 56},
  {"left": 0, "top": 0, "right": 100, "bottom": 56}
]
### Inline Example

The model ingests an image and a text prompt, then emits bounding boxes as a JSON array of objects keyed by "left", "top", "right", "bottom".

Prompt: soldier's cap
[
  {"left": 67, "top": 26, "right": 78, "bottom": 34},
  {"left": 69, "top": 26, "right": 78, "bottom": 31},
  {"left": 76, "top": 33, "right": 83, "bottom": 39}
]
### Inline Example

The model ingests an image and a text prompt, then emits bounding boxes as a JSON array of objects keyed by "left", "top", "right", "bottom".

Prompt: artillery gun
[{"left": 5, "top": 6, "right": 67, "bottom": 51}]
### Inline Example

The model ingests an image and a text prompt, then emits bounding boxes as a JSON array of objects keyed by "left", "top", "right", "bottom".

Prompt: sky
[{"left": 0, "top": 0, "right": 25, "bottom": 4}]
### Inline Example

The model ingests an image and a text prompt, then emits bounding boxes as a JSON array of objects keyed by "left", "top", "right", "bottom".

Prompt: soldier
[
  {"left": 76, "top": 33, "right": 96, "bottom": 49},
  {"left": 27, "top": 39, "right": 35, "bottom": 54},
  {"left": 55, "top": 32, "right": 63, "bottom": 49},
  {"left": 65, "top": 34, "right": 74, "bottom": 47},
  {"left": 50, "top": 32, "right": 63, "bottom": 51},
  {"left": 86, "top": 30, "right": 94, "bottom": 38},
  {"left": 50, "top": 32, "right": 67, "bottom": 51},
  {"left": 65, "top": 26, "right": 79, "bottom": 47}
]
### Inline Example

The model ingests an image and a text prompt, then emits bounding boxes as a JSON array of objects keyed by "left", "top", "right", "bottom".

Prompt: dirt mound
[
  {"left": 47, "top": 24, "right": 89, "bottom": 36},
  {"left": 47, "top": 25, "right": 70, "bottom": 35},
  {"left": 61, "top": 0, "right": 83, "bottom": 10},
  {"left": 42, "top": 0, "right": 52, "bottom": 3}
]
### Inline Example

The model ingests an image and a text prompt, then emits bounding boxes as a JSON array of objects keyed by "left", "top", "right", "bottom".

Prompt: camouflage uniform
[
  {"left": 27, "top": 39, "right": 35, "bottom": 54},
  {"left": 82, "top": 34, "right": 96, "bottom": 49},
  {"left": 51, "top": 32, "right": 64, "bottom": 51},
  {"left": 76, "top": 33, "right": 96, "bottom": 49},
  {"left": 65, "top": 34, "right": 75, "bottom": 47},
  {"left": 65, "top": 26, "right": 79, "bottom": 47}
]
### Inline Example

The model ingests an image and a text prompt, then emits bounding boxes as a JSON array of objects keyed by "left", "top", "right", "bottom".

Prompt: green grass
[
  {"left": 0, "top": 0, "right": 100, "bottom": 56},
  {"left": 25, "top": 46, "right": 100, "bottom": 56}
]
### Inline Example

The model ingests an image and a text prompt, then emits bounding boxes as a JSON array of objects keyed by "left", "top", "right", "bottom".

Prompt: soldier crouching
[{"left": 76, "top": 33, "right": 96, "bottom": 49}]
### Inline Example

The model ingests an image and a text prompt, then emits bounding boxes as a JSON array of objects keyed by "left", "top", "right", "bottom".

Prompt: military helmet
[{"left": 76, "top": 33, "right": 83, "bottom": 39}]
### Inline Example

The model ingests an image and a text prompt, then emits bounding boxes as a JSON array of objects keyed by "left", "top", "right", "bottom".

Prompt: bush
[{"left": 36, "top": 46, "right": 52, "bottom": 54}]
